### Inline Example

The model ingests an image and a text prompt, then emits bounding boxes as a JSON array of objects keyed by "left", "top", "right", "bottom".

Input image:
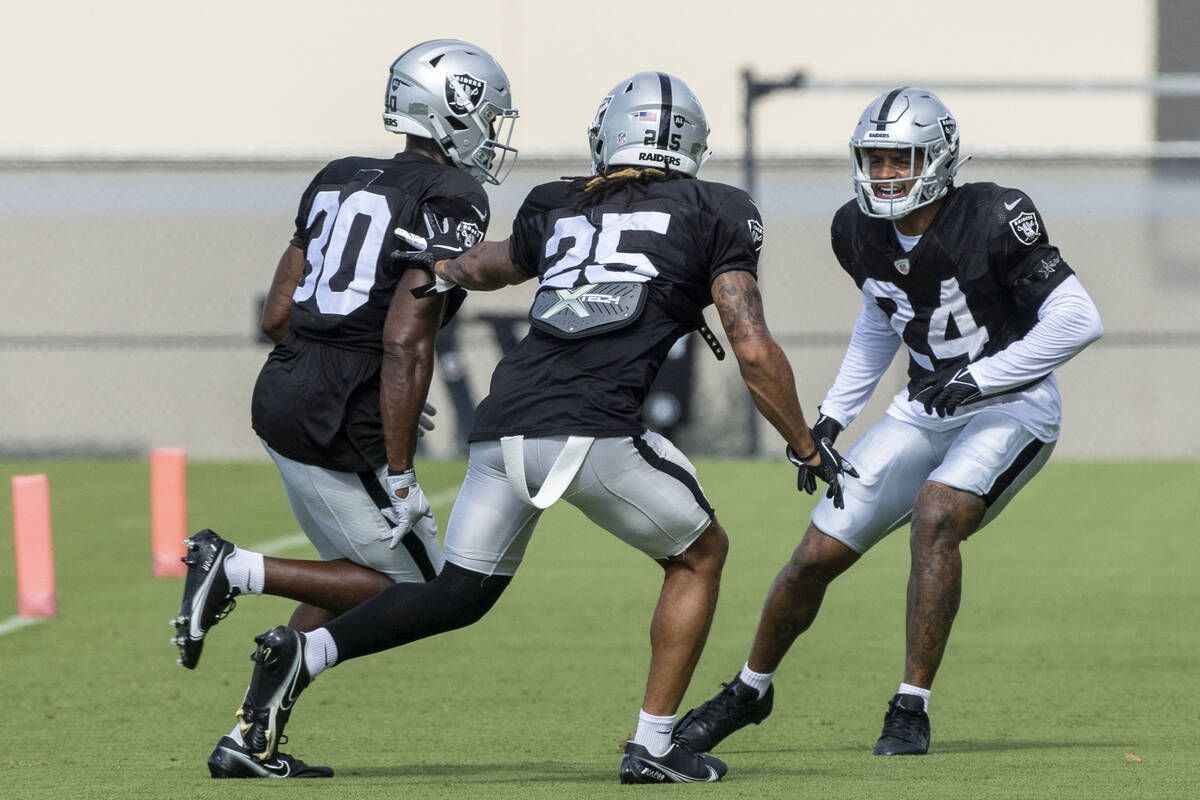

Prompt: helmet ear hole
[{"left": 445, "top": 116, "right": 468, "bottom": 132}]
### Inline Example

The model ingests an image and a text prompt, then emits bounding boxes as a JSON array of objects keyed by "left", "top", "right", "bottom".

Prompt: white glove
[{"left": 379, "top": 469, "right": 437, "bottom": 549}]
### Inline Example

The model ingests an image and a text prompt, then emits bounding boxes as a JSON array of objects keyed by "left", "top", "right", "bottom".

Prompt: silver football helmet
[
  {"left": 587, "top": 72, "right": 711, "bottom": 177},
  {"left": 383, "top": 39, "right": 518, "bottom": 184},
  {"left": 849, "top": 87, "right": 971, "bottom": 219}
]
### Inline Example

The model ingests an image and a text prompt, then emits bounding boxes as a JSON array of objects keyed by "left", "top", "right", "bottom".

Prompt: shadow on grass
[
  {"left": 716, "top": 739, "right": 1127, "bottom": 757},
  {"left": 338, "top": 760, "right": 836, "bottom": 782},
  {"left": 336, "top": 762, "right": 613, "bottom": 783}
]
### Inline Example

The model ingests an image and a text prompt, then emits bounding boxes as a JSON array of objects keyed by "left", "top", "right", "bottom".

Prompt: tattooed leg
[
  {"left": 746, "top": 524, "right": 860, "bottom": 673},
  {"left": 904, "top": 481, "right": 986, "bottom": 688}
]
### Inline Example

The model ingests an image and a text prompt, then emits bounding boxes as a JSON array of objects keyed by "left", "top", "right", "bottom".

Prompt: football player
[
  {"left": 170, "top": 40, "right": 518, "bottom": 778},
  {"left": 226, "top": 71, "right": 852, "bottom": 784},
  {"left": 673, "top": 87, "right": 1104, "bottom": 758}
]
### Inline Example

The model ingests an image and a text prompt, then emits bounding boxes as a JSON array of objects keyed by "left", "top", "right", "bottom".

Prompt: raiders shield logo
[
  {"left": 446, "top": 72, "right": 485, "bottom": 114},
  {"left": 1009, "top": 211, "right": 1040, "bottom": 245},
  {"left": 894, "top": 258, "right": 911, "bottom": 275},
  {"left": 938, "top": 114, "right": 957, "bottom": 142},
  {"left": 747, "top": 219, "right": 764, "bottom": 251},
  {"left": 456, "top": 220, "right": 483, "bottom": 248}
]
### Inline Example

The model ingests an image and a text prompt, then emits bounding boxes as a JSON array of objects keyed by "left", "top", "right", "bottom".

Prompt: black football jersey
[
  {"left": 252, "top": 153, "right": 488, "bottom": 472},
  {"left": 469, "top": 177, "right": 763, "bottom": 441},
  {"left": 830, "top": 182, "right": 1074, "bottom": 397},
  {"left": 285, "top": 154, "right": 487, "bottom": 350}
]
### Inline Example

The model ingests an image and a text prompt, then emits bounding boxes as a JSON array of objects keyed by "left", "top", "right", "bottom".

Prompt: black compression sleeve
[{"left": 324, "top": 562, "right": 512, "bottom": 662}]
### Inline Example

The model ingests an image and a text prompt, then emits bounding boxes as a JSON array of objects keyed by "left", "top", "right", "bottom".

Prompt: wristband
[{"left": 786, "top": 444, "right": 818, "bottom": 464}]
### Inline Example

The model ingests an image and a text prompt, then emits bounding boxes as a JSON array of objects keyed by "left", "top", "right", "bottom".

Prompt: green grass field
[{"left": 1, "top": 458, "right": 1196, "bottom": 799}]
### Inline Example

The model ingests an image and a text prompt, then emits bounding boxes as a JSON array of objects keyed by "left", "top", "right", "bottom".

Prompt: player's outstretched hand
[
  {"left": 392, "top": 210, "right": 463, "bottom": 298},
  {"left": 910, "top": 365, "right": 982, "bottom": 417},
  {"left": 380, "top": 469, "right": 437, "bottom": 548},
  {"left": 787, "top": 437, "right": 859, "bottom": 510}
]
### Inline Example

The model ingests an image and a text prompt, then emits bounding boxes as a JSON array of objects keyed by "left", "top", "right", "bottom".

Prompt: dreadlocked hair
[{"left": 564, "top": 167, "right": 692, "bottom": 212}]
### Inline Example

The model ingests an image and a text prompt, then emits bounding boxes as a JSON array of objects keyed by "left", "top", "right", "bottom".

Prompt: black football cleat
[
  {"left": 619, "top": 741, "right": 726, "bottom": 784},
  {"left": 236, "top": 626, "right": 311, "bottom": 761},
  {"left": 171, "top": 529, "right": 239, "bottom": 669},
  {"left": 207, "top": 735, "right": 333, "bottom": 778},
  {"left": 673, "top": 675, "right": 774, "bottom": 752},
  {"left": 872, "top": 693, "right": 930, "bottom": 755}
]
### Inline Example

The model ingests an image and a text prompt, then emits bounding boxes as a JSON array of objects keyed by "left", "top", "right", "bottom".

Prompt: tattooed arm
[
  {"left": 434, "top": 238, "right": 529, "bottom": 291},
  {"left": 711, "top": 269, "right": 818, "bottom": 461}
]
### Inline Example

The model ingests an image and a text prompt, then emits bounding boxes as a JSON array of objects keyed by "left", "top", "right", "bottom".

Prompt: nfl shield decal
[
  {"left": 1009, "top": 211, "right": 1040, "bottom": 245},
  {"left": 446, "top": 72, "right": 485, "bottom": 114},
  {"left": 894, "top": 258, "right": 911, "bottom": 275}
]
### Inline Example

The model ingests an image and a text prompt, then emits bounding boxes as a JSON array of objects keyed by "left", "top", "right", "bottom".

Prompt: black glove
[
  {"left": 417, "top": 402, "right": 436, "bottom": 438},
  {"left": 786, "top": 437, "right": 859, "bottom": 510},
  {"left": 391, "top": 210, "right": 464, "bottom": 298},
  {"left": 811, "top": 412, "right": 843, "bottom": 446},
  {"left": 910, "top": 365, "right": 982, "bottom": 417}
]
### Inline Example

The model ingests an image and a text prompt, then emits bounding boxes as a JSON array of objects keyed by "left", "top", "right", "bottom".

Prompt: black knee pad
[{"left": 434, "top": 562, "right": 511, "bottom": 627}]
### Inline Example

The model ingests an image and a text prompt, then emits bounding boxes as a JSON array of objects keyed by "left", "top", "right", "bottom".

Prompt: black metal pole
[
  {"left": 739, "top": 68, "right": 806, "bottom": 457},
  {"left": 741, "top": 69, "right": 760, "bottom": 457}
]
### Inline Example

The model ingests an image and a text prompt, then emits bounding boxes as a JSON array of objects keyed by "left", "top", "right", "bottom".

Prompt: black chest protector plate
[{"left": 528, "top": 281, "right": 648, "bottom": 339}]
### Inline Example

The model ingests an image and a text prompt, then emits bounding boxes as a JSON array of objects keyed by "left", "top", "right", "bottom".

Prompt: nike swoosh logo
[
  {"left": 260, "top": 758, "right": 291, "bottom": 777},
  {"left": 1004, "top": 198, "right": 1021, "bottom": 211},
  {"left": 469, "top": 203, "right": 488, "bottom": 222},
  {"left": 278, "top": 658, "right": 305, "bottom": 711},
  {"left": 282, "top": 671, "right": 304, "bottom": 710},
  {"left": 431, "top": 244, "right": 461, "bottom": 251},
  {"left": 218, "top": 741, "right": 292, "bottom": 777}
]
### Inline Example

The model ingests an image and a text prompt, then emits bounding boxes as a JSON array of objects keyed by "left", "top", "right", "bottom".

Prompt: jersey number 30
[{"left": 293, "top": 189, "right": 391, "bottom": 316}]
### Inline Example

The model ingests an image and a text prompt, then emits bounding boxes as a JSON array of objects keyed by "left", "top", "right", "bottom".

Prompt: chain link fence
[{"left": 1, "top": 157, "right": 1197, "bottom": 461}]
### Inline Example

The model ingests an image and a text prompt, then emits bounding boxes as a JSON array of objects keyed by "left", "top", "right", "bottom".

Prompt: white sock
[
  {"left": 633, "top": 709, "right": 676, "bottom": 757},
  {"left": 898, "top": 682, "right": 931, "bottom": 711},
  {"left": 223, "top": 547, "right": 265, "bottom": 595},
  {"left": 226, "top": 724, "right": 244, "bottom": 746},
  {"left": 303, "top": 627, "right": 338, "bottom": 678},
  {"left": 739, "top": 662, "right": 775, "bottom": 699}
]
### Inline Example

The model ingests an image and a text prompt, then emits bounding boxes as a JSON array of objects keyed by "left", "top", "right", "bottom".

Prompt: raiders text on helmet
[
  {"left": 587, "top": 72, "right": 711, "bottom": 177},
  {"left": 383, "top": 39, "right": 518, "bottom": 184},
  {"left": 849, "top": 87, "right": 971, "bottom": 219}
]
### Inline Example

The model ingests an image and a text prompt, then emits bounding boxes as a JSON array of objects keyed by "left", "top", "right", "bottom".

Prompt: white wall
[{"left": 2, "top": 0, "right": 1155, "bottom": 159}]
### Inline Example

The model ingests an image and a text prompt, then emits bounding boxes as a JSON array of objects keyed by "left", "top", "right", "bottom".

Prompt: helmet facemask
[
  {"left": 424, "top": 98, "right": 519, "bottom": 185},
  {"left": 851, "top": 139, "right": 957, "bottom": 219}
]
